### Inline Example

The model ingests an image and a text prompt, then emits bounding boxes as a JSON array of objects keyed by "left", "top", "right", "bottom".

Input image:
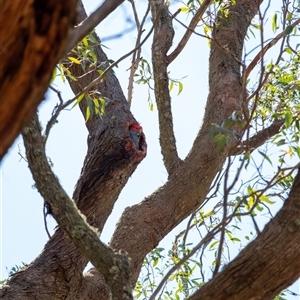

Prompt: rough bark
[
  {"left": 110, "top": 0, "right": 263, "bottom": 283},
  {"left": 1, "top": 0, "right": 299, "bottom": 299},
  {"left": 0, "top": 0, "right": 77, "bottom": 160},
  {"left": 1, "top": 1, "right": 146, "bottom": 299},
  {"left": 150, "top": 1, "right": 180, "bottom": 173}
]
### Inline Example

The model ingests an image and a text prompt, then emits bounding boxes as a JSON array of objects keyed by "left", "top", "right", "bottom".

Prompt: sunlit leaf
[
  {"left": 50, "top": 66, "right": 57, "bottom": 84},
  {"left": 178, "top": 81, "right": 184, "bottom": 95},
  {"left": 180, "top": 6, "right": 189, "bottom": 12},
  {"left": 260, "top": 194, "right": 275, "bottom": 204},
  {"left": 67, "top": 56, "right": 81, "bottom": 64},
  {"left": 152, "top": 258, "right": 158, "bottom": 267},
  {"left": 82, "top": 37, "right": 88, "bottom": 47},
  {"left": 209, "top": 240, "right": 218, "bottom": 250},
  {"left": 230, "top": 237, "right": 241, "bottom": 243},
  {"left": 93, "top": 98, "right": 100, "bottom": 108},
  {"left": 71, "top": 93, "right": 85, "bottom": 109},
  {"left": 169, "top": 81, "right": 174, "bottom": 92},
  {"left": 85, "top": 106, "right": 91, "bottom": 122}
]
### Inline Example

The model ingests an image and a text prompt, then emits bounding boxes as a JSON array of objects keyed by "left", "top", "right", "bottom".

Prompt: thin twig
[
  {"left": 68, "top": 20, "right": 156, "bottom": 104},
  {"left": 167, "top": 0, "right": 213, "bottom": 64},
  {"left": 149, "top": 161, "right": 299, "bottom": 300},
  {"left": 243, "top": 18, "right": 300, "bottom": 80},
  {"left": 229, "top": 119, "right": 285, "bottom": 156},
  {"left": 43, "top": 203, "right": 52, "bottom": 239},
  {"left": 66, "top": 0, "right": 125, "bottom": 54},
  {"left": 171, "top": 11, "right": 245, "bottom": 68},
  {"left": 44, "top": 86, "right": 64, "bottom": 140},
  {"left": 127, "top": 2, "right": 150, "bottom": 106}
]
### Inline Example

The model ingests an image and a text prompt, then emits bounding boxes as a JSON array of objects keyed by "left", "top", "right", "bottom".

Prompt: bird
[{"left": 129, "top": 122, "right": 143, "bottom": 150}]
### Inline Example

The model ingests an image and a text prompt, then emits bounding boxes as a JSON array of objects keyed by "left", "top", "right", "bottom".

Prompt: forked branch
[
  {"left": 22, "top": 114, "right": 133, "bottom": 300},
  {"left": 167, "top": 0, "right": 213, "bottom": 65}
]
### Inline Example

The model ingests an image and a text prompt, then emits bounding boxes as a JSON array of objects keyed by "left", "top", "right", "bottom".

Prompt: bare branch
[
  {"left": 150, "top": 1, "right": 181, "bottom": 174},
  {"left": 167, "top": 0, "right": 213, "bottom": 65},
  {"left": 127, "top": 2, "right": 150, "bottom": 106},
  {"left": 44, "top": 85, "right": 64, "bottom": 140},
  {"left": 230, "top": 119, "right": 285, "bottom": 155}
]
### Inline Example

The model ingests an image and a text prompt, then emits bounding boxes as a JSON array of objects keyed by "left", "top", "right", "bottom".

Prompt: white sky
[{"left": 1, "top": 0, "right": 299, "bottom": 298}]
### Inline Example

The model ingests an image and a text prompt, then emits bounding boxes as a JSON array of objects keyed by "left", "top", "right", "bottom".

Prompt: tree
[{"left": 1, "top": 0, "right": 300, "bottom": 299}]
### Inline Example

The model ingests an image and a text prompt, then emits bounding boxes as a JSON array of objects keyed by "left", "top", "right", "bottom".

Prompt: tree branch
[
  {"left": 229, "top": 119, "right": 285, "bottom": 155},
  {"left": 66, "top": 0, "right": 125, "bottom": 54},
  {"left": 127, "top": 2, "right": 150, "bottom": 106},
  {"left": 110, "top": 0, "right": 265, "bottom": 285},
  {"left": 167, "top": 0, "right": 213, "bottom": 65},
  {"left": 188, "top": 165, "right": 300, "bottom": 300},
  {"left": 22, "top": 114, "right": 133, "bottom": 300},
  {"left": 243, "top": 18, "right": 300, "bottom": 80},
  {"left": 150, "top": 1, "right": 181, "bottom": 174}
]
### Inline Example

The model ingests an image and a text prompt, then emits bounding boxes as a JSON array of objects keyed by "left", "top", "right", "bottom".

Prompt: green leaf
[
  {"left": 93, "top": 98, "right": 100, "bottom": 108},
  {"left": 230, "top": 237, "right": 241, "bottom": 243},
  {"left": 213, "top": 133, "right": 228, "bottom": 150},
  {"left": 260, "top": 194, "right": 275, "bottom": 204},
  {"left": 287, "top": 12, "right": 293, "bottom": 20},
  {"left": 285, "top": 48, "right": 292, "bottom": 55},
  {"left": 85, "top": 106, "right": 91, "bottom": 122},
  {"left": 258, "top": 150, "right": 273, "bottom": 166},
  {"left": 285, "top": 112, "right": 293, "bottom": 127},
  {"left": 209, "top": 240, "right": 218, "bottom": 250},
  {"left": 272, "top": 13, "right": 277, "bottom": 32},
  {"left": 275, "top": 139, "right": 286, "bottom": 146},
  {"left": 284, "top": 25, "right": 293, "bottom": 35},
  {"left": 150, "top": 103, "right": 154, "bottom": 111},
  {"left": 82, "top": 37, "right": 88, "bottom": 47},
  {"left": 71, "top": 93, "right": 85, "bottom": 109},
  {"left": 256, "top": 204, "right": 264, "bottom": 211},
  {"left": 169, "top": 81, "right": 174, "bottom": 92}
]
